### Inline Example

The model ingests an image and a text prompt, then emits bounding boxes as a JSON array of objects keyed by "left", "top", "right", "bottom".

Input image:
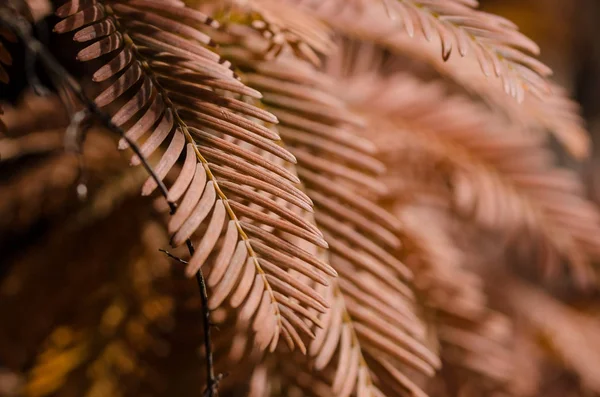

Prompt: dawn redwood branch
[{"left": 0, "top": 4, "right": 219, "bottom": 395}]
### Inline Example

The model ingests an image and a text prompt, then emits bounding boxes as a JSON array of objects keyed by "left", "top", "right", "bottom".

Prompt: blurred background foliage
[{"left": 2, "top": 0, "right": 600, "bottom": 396}]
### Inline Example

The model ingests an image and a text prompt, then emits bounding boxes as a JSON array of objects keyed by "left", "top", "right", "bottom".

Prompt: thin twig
[
  {"left": 159, "top": 249, "right": 189, "bottom": 265},
  {"left": 0, "top": 5, "right": 218, "bottom": 395}
]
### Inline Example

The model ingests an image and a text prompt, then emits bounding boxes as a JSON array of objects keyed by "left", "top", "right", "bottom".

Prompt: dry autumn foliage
[{"left": 1, "top": 0, "right": 600, "bottom": 396}]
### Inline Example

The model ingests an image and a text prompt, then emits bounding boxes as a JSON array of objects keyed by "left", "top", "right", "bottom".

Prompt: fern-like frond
[
  {"left": 54, "top": 0, "right": 337, "bottom": 352},
  {"left": 395, "top": 204, "right": 487, "bottom": 323},
  {"left": 395, "top": 204, "right": 513, "bottom": 395},
  {"left": 290, "top": 0, "right": 551, "bottom": 101},
  {"left": 340, "top": 71, "right": 600, "bottom": 288},
  {"left": 178, "top": 6, "right": 441, "bottom": 392},
  {"left": 188, "top": 151, "right": 381, "bottom": 393},
  {"left": 214, "top": 0, "right": 334, "bottom": 66},
  {"left": 208, "top": 278, "right": 384, "bottom": 396},
  {"left": 206, "top": 20, "right": 440, "bottom": 395},
  {"left": 329, "top": 41, "right": 516, "bottom": 384},
  {"left": 298, "top": 6, "right": 589, "bottom": 158},
  {"left": 435, "top": 312, "right": 513, "bottom": 394},
  {"left": 383, "top": 38, "right": 589, "bottom": 159},
  {"left": 270, "top": 76, "right": 434, "bottom": 397}
]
